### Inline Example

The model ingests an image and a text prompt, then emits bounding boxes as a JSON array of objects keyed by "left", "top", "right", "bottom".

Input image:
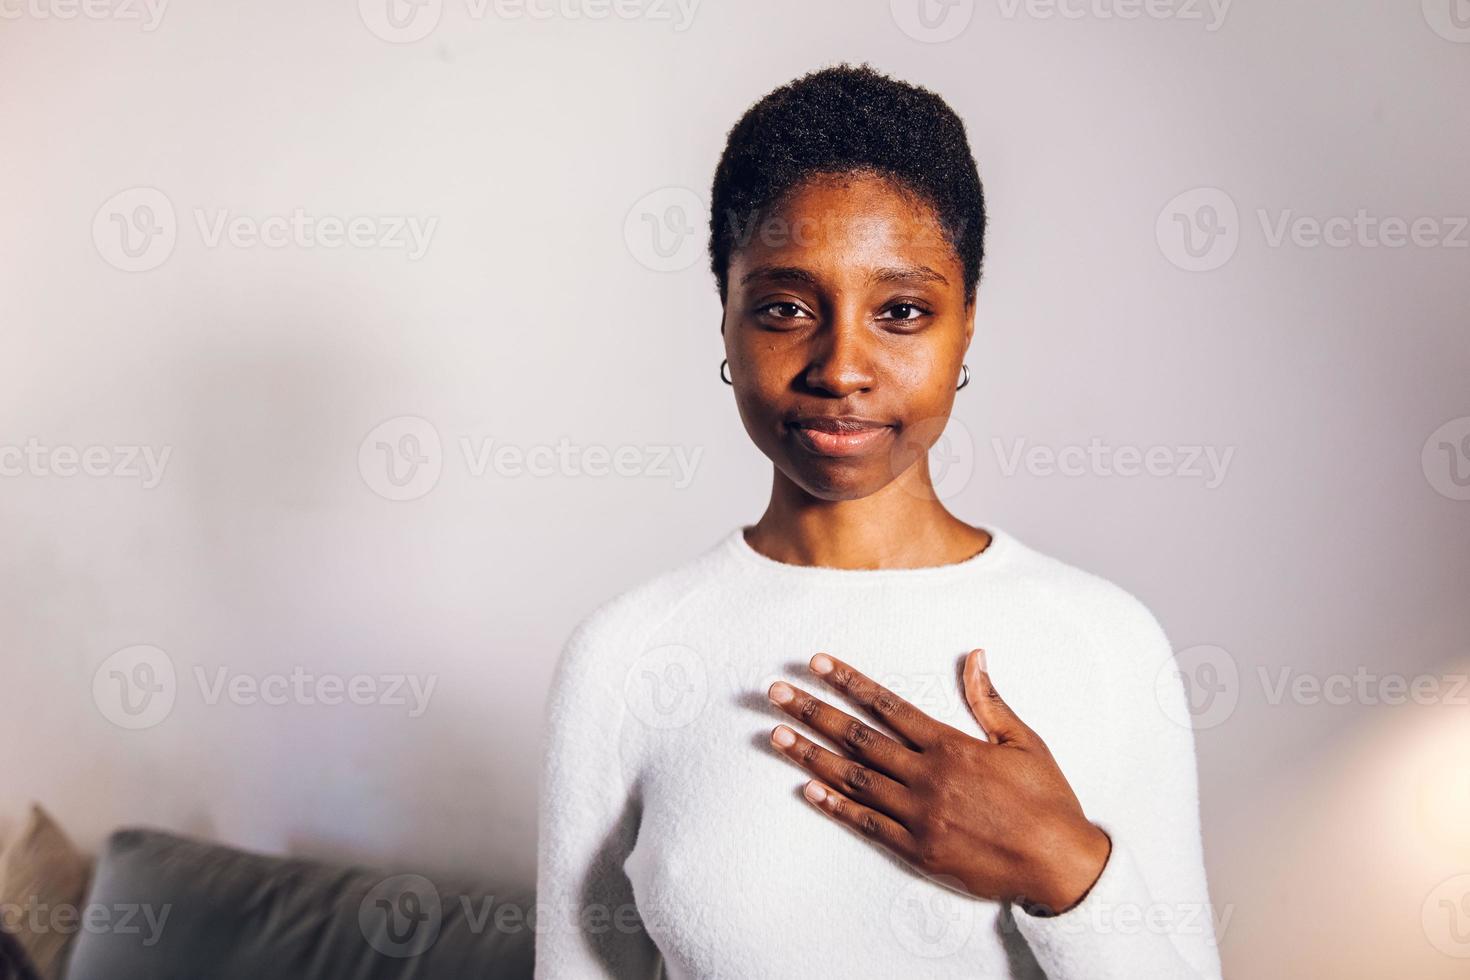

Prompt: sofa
[{"left": 0, "top": 805, "right": 535, "bottom": 979}]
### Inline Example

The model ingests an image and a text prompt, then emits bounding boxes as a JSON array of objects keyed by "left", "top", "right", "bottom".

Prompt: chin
[{"left": 782, "top": 460, "right": 892, "bottom": 501}]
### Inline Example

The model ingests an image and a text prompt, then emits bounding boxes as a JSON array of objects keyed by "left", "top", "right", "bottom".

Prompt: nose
[{"left": 801, "top": 306, "right": 875, "bottom": 397}]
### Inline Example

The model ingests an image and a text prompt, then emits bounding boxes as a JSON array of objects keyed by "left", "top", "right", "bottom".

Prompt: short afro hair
[{"left": 708, "top": 62, "right": 986, "bottom": 307}]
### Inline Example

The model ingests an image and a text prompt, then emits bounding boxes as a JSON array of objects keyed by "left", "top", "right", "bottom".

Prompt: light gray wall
[{"left": 2, "top": 1, "right": 1467, "bottom": 975}]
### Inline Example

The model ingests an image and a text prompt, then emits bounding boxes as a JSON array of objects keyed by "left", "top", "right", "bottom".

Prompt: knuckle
[
  {"left": 844, "top": 764, "right": 873, "bottom": 792},
  {"left": 930, "top": 734, "right": 964, "bottom": 763},
  {"left": 798, "top": 696, "right": 821, "bottom": 724},
  {"left": 797, "top": 741, "right": 821, "bottom": 767},
  {"left": 856, "top": 811, "right": 883, "bottom": 839},
  {"left": 871, "top": 691, "right": 902, "bottom": 719},
  {"left": 843, "top": 719, "right": 873, "bottom": 750}
]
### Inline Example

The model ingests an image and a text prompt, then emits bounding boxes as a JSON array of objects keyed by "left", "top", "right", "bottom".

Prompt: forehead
[{"left": 728, "top": 172, "right": 962, "bottom": 287}]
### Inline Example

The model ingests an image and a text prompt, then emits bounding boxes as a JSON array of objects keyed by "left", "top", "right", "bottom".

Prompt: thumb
[{"left": 963, "top": 648, "right": 1029, "bottom": 746}]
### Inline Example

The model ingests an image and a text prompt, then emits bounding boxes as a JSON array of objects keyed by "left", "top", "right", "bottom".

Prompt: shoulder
[
  {"left": 995, "top": 532, "right": 1193, "bottom": 741},
  {"left": 996, "top": 529, "right": 1174, "bottom": 667},
  {"left": 549, "top": 532, "right": 731, "bottom": 693}
]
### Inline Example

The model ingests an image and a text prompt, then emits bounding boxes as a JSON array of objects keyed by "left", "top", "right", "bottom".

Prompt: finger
[
  {"left": 767, "top": 681, "right": 920, "bottom": 783},
  {"left": 769, "top": 723, "right": 920, "bottom": 826},
  {"left": 807, "top": 653, "right": 956, "bottom": 752},
  {"left": 962, "top": 648, "right": 1033, "bottom": 746},
  {"left": 800, "top": 779, "right": 922, "bottom": 866}
]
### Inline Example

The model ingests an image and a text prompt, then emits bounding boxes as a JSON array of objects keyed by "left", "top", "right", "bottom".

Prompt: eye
[
  {"left": 756, "top": 301, "right": 812, "bottom": 321},
  {"left": 879, "top": 302, "right": 932, "bottom": 323}
]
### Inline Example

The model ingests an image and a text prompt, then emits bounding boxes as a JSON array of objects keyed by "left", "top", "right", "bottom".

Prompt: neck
[{"left": 745, "top": 467, "right": 991, "bottom": 571}]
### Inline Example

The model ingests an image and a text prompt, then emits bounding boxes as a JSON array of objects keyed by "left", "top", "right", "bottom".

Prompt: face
[{"left": 721, "top": 171, "right": 975, "bottom": 501}]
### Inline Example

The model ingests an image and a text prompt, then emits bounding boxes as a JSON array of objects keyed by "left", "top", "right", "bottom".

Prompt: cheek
[
  {"left": 884, "top": 340, "right": 958, "bottom": 406},
  {"left": 730, "top": 338, "right": 798, "bottom": 403}
]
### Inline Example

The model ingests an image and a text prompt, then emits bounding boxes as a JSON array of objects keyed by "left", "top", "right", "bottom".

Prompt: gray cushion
[{"left": 63, "top": 829, "right": 533, "bottom": 980}]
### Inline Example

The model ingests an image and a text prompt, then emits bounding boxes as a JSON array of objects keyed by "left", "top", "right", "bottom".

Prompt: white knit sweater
[{"left": 533, "top": 525, "right": 1225, "bottom": 979}]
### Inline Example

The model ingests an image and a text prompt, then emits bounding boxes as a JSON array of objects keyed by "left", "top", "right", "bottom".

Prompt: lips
[{"left": 788, "top": 416, "right": 894, "bottom": 458}]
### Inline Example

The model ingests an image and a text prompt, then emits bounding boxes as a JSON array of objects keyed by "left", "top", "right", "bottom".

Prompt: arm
[
  {"left": 1012, "top": 612, "right": 1225, "bottom": 979},
  {"left": 534, "top": 611, "right": 662, "bottom": 980}
]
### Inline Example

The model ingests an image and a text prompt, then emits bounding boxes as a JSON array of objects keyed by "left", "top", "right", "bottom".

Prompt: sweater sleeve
[
  {"left": 534, "top": 608, "right": 663, "bottom": 980},
  {"left": 1011, "top": 608, "right": 1226, "bottom": 979}
]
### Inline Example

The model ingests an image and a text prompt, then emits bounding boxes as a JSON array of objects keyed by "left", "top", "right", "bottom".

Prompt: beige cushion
[{"left": 0, "top": 806, "right": 91, "bottom": 980}]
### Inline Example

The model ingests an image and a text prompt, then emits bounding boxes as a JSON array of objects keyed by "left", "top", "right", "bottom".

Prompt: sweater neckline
[{"left": 723, "top": 523, "right": 1013, "bottom": 583}]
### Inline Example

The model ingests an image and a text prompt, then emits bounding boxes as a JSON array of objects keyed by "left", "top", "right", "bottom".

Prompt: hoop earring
[
  {"left": 956, "top": 363, "right": 971, "bottom": 391},
  {"left": 720, "top": 358, "right": 733, "bottom": 385}
]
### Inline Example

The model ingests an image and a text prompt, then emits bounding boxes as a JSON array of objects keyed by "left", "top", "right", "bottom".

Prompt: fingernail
[
  {"left": 771, "top": 725, "right": 795, "bottom": 747},
  {"left": 810, "top": 653, "right": 833, "bottom": 675},
  {"left": 804, "top": 781, "right": 827, "bottom": 803},
  {"left": 768, "top": 682, "right": 794, "bottom": 704},
  {"left": 972, "top": 648, "right": 988, "bottom": 673}
]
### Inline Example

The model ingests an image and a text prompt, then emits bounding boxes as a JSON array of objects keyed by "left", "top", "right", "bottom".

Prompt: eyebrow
[
  {"left": 871, "top": 265, "right": 950, "bottom": 287},
  {"left": 738, "top": 264, "right": 950, "bottom": 287}
]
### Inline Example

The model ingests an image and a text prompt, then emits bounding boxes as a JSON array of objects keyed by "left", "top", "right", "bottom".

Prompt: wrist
[{"left": 1020, "top": 821, "right": 1111, "bottom": 916}]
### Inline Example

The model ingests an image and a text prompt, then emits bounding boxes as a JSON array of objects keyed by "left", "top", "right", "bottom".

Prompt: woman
[{"left": 534, "top": 63, "right": 1224, "bottom": 979}]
